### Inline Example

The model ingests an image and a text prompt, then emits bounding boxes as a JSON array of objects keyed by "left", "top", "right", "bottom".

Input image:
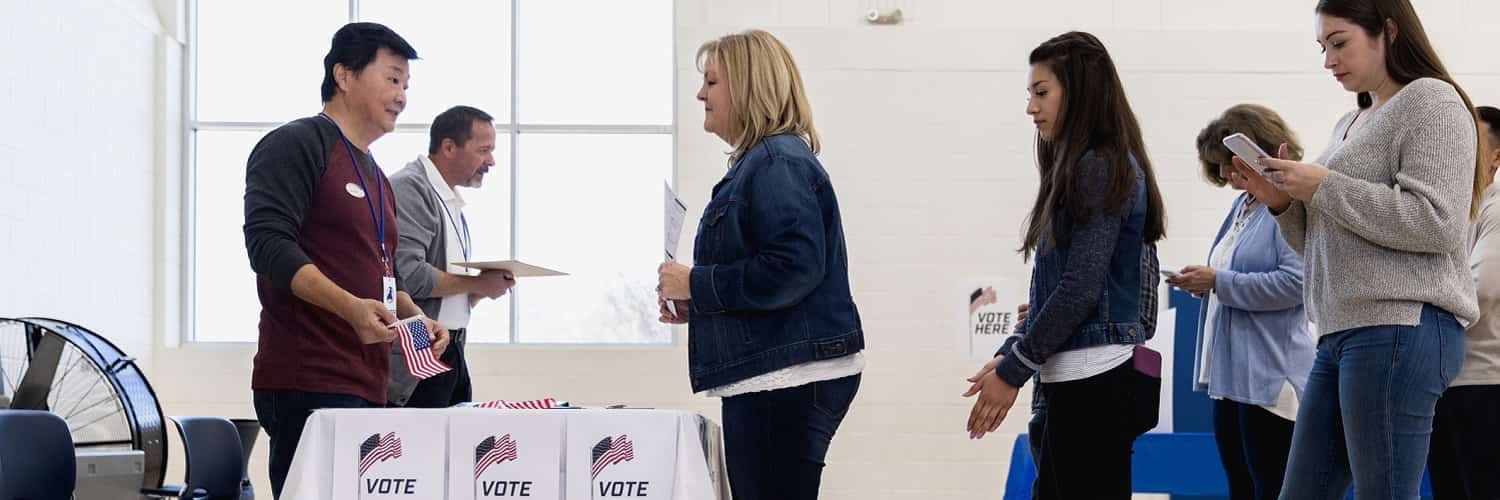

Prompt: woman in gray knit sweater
[{"left": 1231, "top": 1, "right": 1483, "bottom": 498}]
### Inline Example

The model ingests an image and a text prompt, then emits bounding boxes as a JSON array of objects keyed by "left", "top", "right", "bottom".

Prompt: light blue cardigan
[{"left": 1192, "top": 193, "right": 1315, "bottom": 406}]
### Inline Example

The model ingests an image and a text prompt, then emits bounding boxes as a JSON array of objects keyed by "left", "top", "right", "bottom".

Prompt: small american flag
[
  {"left": 590, "top": 435, "right": 635, "bottom": 478},
  {"left": 474, "top": 398, "right": 560, "bottom": 410},
  {"left": 395, "top": 319, "right": 450, "bottom": 379},
  {"left": 473, "top": 434, "right": 519, "bottom": 479},
  {"left": 358, "top": 432, "right": 402, "bottom": 476}
]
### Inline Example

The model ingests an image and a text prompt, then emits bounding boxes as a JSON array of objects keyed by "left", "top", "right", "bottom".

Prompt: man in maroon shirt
[{"left": 242, "top": 22, "right": 448, "bottom": 498}]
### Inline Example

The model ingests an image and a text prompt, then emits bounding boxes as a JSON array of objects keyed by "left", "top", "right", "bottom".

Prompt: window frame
[{"left": 182, "top": 0, "right": 678, "bottom": 346}]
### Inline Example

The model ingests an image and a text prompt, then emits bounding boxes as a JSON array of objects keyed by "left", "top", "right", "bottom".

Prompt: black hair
[
  {"left": 1478, "top": 106, "right": 1500, "bottom": 144},
  {"left": 320, "top": 22, "right": 419, "bottom": 103}
]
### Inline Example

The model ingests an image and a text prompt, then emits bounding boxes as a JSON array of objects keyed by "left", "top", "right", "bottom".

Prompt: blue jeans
[
  {"left": 720, "top": 374, "right": 860, "bottom": 500},
  {"left": 253, "top": 389, "right": 376, "bottom": 499},
  {"left": 1280, "top": 304, "right": 1465, "bottom": 500}
]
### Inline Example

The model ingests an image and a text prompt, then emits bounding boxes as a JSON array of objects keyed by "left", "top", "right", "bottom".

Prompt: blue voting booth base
[
  {"left": 1001, "top": 289, "right": 1432, "bottom": 499},
  {"left": 1001, "top": 432, "right": 1433, "bottom": 499}
]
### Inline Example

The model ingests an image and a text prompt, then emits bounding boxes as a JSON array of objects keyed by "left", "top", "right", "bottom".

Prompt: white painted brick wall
[
  {"left": 667, "top": 1, "right": 1500, "bottom": 498},
  {"left": 0, "top": 0, "right": 180, "bottom": 487},
  {"left": 6, "top": 0, "right": 1497, "bottom": 498},
  {"left": 0, "top": 0, "right": 159, "bottom": 363}
]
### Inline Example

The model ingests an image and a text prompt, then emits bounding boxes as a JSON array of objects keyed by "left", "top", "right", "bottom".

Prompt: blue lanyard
[
  {"left": 428, "top": 180, "right": 472, "bottom": 261},
  {"left": 319, "top": 113, "right": 389, "bottom": 273}
]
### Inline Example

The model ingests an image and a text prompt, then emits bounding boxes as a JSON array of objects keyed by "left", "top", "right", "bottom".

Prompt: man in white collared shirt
[{"left": 388, "top": 105, "right": 514, "bottom": 407}]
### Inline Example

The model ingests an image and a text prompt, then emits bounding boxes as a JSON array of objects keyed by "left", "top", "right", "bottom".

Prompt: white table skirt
[{"left": 281, "top": 408, "right": 729, "bottom": 500}]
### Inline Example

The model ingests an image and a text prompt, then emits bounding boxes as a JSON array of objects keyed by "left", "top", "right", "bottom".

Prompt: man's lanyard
[
  {"left": 429, "top": 181, "right": 472, "bottom": 261},
  {"left": 319, "top": 113, "right": 390, "bottom": 274}
]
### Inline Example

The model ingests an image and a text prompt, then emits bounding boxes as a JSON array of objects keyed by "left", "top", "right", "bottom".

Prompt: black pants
[
  {"left": 404, "top": 328, "right": 471, "bottom": 408},
  {"left": 1027, "top": 361, "right": 1160, "bottom": 500},
  {"left": 1213, "top": 399, "right": 1295, "bottom": 500},
  {"left": 720, "top": 374, "right": 860, "bottom": 500},
  {"left": 1428, "top": 384, "right": 1500, "bottom": 500},
  {"left": 252, "top": 389, "right": 375, "bottom": 499}
]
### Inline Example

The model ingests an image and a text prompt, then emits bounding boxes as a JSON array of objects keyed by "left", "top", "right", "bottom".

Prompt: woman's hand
[
  {"left": 1231, "top": 143, "right": 1300, "bottom": 213},
  {"left": 657, "top": 261, "right": 692, "bottom": 300},
  {"left": 1260, "top": 147, "right": 1330, "bottom": 203},
  {"left": 1166, "top": 265, "right": 1216, "bottom": 295},
  {"left": 965, "top": 355, "right": 1005, "bottom": 393},
  {"left": 658, "top": 296, "right": 689, "bottom": 324},
  {"left": 962, "top": 359, "right": 1019, "bottom": 440}
]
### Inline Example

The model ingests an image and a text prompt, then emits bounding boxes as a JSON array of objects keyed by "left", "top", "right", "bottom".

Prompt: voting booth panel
[
  {"left": 449, "top": 412, "right": 567, "bottom": 500},
  {"left": 331, "top": 412, "right": 448, "bottom": 499},
  {"left": 565, "top": 411, "right": 678, "bottom": 500}
]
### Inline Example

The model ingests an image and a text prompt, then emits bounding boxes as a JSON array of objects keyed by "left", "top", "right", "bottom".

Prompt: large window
[{"left": 189, "top": 0, "right": 674, "bottom": 344}]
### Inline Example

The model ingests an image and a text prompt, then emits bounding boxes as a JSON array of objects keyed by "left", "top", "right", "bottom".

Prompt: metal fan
[{"left": 0, "top": 317, "right": 168, "bottom": 488}]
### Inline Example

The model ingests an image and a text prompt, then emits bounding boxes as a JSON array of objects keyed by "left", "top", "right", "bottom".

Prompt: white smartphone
[
  {"left": 1159, "top": 269, "right": 1181, "bottom": 279},
  {"left": 1222, "top": 132, "right": 1274, "bottom": 174}
]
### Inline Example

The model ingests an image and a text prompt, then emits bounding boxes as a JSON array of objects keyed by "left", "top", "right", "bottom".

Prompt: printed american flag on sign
[
  {"left": 395, "top": 319, "right": 450, "bottom": 379},
  {"left": 474, "top": 398, "right": 560, "bottom": 410},
  {"left": 358, "top": 432, "right": 402, "bottom": 476},
  {"left": 590, "top": 435, "right": 635, "bottom": 479},
  {"left": 474, "top": 434, "right": 519, "bottom": 479}
]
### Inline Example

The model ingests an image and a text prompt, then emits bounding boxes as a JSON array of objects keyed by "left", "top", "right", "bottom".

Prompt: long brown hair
[
  {"left": 1316, "top": 0, "right": 1485, "bottom": 217},
  {"left": 1020, "top": 31, "right": 1166, "bottom": 260}
]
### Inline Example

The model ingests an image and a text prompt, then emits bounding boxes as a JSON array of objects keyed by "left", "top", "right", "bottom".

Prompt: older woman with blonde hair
[
  {"left": 655, "top": 30, "right": 864, "bottom": 500},
  {"left": 1170, "top": 104, "right": 1313, "bottom": 500}
]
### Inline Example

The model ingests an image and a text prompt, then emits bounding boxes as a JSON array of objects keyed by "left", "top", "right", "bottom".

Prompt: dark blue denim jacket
[
  {"left": 995, "top": 151, "right": 1159, "bottom": 388},
  {"left": 687, "top": 134, "right": 864, "bottom": 392}
]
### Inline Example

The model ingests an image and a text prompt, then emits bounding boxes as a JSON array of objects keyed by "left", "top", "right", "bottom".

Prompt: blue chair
[
  {"left": 1001, "top": 434, "right": 1036, "bottom": 500},
  {"left": 1004, "top": 432, "right": 1435, "bottom": 499},
  {"left": 1007, "top": 433, "right": 1227, "bottom": 498},
  {"left": 144, "top": 417, "right": 245, "bottom": 499},
  {"left": 0, "top": 410, "right": 76, "bottom": 500},
  {"left": 1131, "top": 433, "right": 1231, "bottom": 495}
]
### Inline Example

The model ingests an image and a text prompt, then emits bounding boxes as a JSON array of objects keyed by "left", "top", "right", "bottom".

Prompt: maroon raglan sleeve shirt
[{"left": 243, "top": 116, "right": 398, "bottom": 404}]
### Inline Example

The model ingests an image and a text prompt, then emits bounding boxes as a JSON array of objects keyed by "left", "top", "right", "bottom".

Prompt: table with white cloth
[{"left": 281, "top": 408, "right": 729, "bottom": 500}]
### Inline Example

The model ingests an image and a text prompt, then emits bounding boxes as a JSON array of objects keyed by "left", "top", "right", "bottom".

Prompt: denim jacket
[
  {"left": 687, "top": 134, "right": 864, "bottom": 392},
  {"left": 996, "top": 151, "right": 1159, "bottom": 388}
]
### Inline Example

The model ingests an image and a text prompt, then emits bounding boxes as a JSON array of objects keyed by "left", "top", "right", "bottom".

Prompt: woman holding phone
[
  {"left": 1170, "top": 104, "right": 1313, "bottom": 500},
  {"left": 1233, "top": 0, "right": 1481, "bottom": 496}
]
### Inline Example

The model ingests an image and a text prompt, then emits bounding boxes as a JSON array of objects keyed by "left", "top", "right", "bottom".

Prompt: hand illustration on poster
[{"left": 967, "top": 279, "right": 1021, "bottom": 360}]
